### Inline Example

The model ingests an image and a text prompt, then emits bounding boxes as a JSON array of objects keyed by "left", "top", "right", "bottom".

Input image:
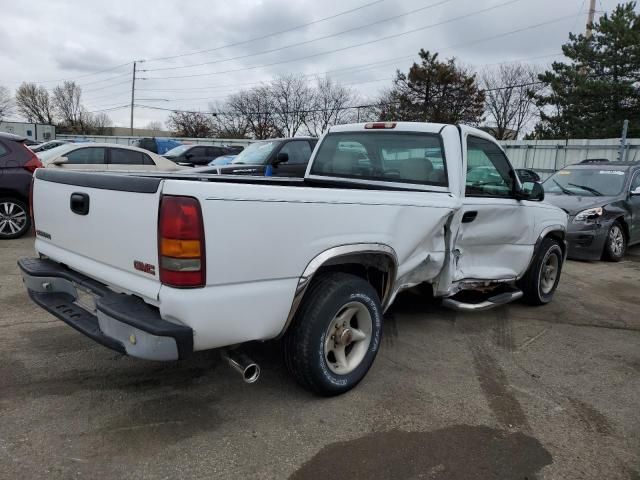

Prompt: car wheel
[
  {"left": 518, "top": 238, "right": 564, "bottom": 306},
  {"left": 283, "top": 272, "right": 383, "bottom": 396},
  {"left": 602, "top": 221, "right": 626, "bottom": 262},
  {"left": 0, "top": 198, "right": 31, "bottom": 240}
]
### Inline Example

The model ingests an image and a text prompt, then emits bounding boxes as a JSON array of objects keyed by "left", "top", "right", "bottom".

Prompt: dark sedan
[
  {"left": 190, "top": 137, "right": 317, "bottom": 177},
  {"left": 543, "top": 161, "right": 640, "bottom": 261}
]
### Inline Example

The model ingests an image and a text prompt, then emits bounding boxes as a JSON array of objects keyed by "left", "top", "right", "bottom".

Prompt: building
[{"left": 0, "top": 121, "right": 56, "bottom": 142}]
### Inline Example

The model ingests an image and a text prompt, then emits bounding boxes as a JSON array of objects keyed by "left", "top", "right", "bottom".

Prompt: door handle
[
  {"left": 462, "top": 211, "right": 478, "bottom": 223},
  {"left": 70, "top": 192, "right": 90, "bottom": 215}
]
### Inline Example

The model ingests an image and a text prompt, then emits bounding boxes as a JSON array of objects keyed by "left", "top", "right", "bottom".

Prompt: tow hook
[{"left": 221, "top": 349, "right": 260, "bottom": 384}]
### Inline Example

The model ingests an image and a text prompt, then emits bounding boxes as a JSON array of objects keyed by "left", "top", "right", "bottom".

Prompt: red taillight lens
[
  {"left": 22, "top": 146, "right": 43, "bottom": 173},
  {"left": 364, "top": 122, "right": 397, "bottom": 129},
  {"left": 158, "top": 195, "right": 205, "bottom": 288}
]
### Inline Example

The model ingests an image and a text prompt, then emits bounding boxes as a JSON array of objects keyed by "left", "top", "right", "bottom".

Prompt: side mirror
[
  {"left": 51, "top": 156, "right": 68, "bottom": 165},
  {"left": 273, "top": 152, "right": 289, "bottom": 165},
  {"left": 185, "top": 153, "right": 194, "bottom": 159},
  {"left": 518, "top": 181, "right": 545, "bottom": 201},
  {"left": 631, "top": 186, "right": 640, "bottom": 196}
]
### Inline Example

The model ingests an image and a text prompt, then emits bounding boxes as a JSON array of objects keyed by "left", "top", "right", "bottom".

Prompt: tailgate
[{"left": 32, "top": 169, "right": 163, "bottom": 303}]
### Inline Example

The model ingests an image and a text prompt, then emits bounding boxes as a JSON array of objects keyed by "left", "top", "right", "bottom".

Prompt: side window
[
  {"left": 0, "top": 142, "right": 8, "bottom": 157},
  {"left": 631, "top": 172, "right": 640, "bottom": 191},
  {"left": 110, "top": 148, "right": 145, "bottom": 165},
  {"left": 65, "top": 148, "right": 106, "bottom": 165},
  {"left": 279, "top": 141, "right": 312, "bottom": 165},
  {"left": 207, "top": 147, "right": 223, "bottom": 157},
  {"left": 190, "top": 147, "right": 206, "bottom": 157},
  {"left": 465, "top": 137, "right": 515, "bottom": 198}
]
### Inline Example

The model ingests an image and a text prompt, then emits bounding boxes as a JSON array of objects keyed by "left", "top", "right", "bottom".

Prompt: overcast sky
[{"left": 0, "top": 0, "right": 629, "bottom": 128}]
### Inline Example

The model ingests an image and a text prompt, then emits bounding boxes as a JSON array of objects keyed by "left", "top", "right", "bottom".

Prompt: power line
[
  {"left": 77, "top": 71, "right": 131, "bottom": 88},
  {"left": 82, "top": 79, "right": 132, "bottom": 94},
  {"left": 7, "top": 61, "right": 132, "bottom": 86},
  {"left": 143, "top": 0, "right": 385, "bottom": 63},
  {"left": 141, "top": 0, "right": 527, "bottom": 81},
  {"left": 86, "top": 104, "right": 131, "bottom": 114},
  {"left": 141, "top": 0, "right": 457, "bottom": 73}
]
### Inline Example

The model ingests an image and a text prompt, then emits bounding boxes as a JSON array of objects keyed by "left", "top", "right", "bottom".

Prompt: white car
[
  {"left": 37, "top": 143, "right": 181, "bottom": 171},
  {"left": 20, "top": 122, "right": 567, "bottom": 396}
]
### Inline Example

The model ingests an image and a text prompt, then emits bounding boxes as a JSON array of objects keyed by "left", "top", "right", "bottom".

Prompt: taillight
[
  {"left": 364, "top": 122, "right": 397, "bottom": 129},
  {"left": 158, "top": 195, "right": 206, "bottom": 288},
  {"left": 22, "top": 146, "right": 43, "bottom": 173}
]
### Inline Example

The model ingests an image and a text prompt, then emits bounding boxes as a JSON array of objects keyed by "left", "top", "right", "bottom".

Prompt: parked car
[
  {"left": 132, "top": 137, "right": 182, "bottom": 155},
  {"left": 0, "top": 132, "right": 42, "bottom": 239},
  {"left": 209, "top": 155, "right": 236, "bottom": 166},
  {"left": 543, "top": 161, "right": 640, "bottom": 261},
  {"left": 194, "top": 138, "right": 317, "bottom": 176},
  {"left": 19, "top": 122, "right": 567, "bottom": 396},
  {"left": 163, "top": 144, "right": 243, "bottom": 166},
  {"left": 29, "top": 140, "right": 70, "bottom": 153},
  {"left": 37, "top": 143, "right": 181, "bottom": 171}
]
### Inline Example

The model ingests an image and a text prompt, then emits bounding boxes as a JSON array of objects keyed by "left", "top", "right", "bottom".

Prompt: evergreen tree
[
  {"left": 531, "top": 2, "right": 640, "bottom": 139},
  {"left": 378, "top": 50, "right": 485, "bottom": 125}
]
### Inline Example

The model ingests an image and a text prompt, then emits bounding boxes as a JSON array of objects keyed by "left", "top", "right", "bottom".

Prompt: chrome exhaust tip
[{"left": 221, "top": 349, "right": 260, "bottom": 383}]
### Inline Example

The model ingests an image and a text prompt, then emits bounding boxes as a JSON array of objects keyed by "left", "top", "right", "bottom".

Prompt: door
[
  {"left": 107, "top": 148, "right": 157, "bottom": 171},
  {"left": 629, "top": 170, "right": 640, "bottom": 244},
  {"left": 184, "top": 146, "right": 209, "bottom": 165},
  {"left": 453, "top": 133, "right": 535, "bottom": 281},
  {"left": 60, "top": 147, "right": 108, "bottom": 171},
  {"left": 272, "top": 140, "right": 313, "bottom": 177}
]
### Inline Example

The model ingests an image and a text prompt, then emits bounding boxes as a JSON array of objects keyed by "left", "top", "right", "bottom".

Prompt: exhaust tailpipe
[{"left": 221, "top": 349, "right": 260, "bottom": 384}]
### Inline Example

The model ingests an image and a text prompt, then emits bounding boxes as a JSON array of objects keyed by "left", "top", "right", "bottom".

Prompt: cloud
[{"left": 0, "top": 0, "right": 623, "bottom": 126}]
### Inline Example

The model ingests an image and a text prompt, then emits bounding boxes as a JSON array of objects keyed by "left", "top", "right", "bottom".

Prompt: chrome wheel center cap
[{"left": 336, "top": 328, "right": 353, "bottom": 346}]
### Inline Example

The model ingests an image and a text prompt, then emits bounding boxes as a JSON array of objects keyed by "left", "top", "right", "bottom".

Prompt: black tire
[
  {"left": 283, "top": 272, "right": 383, "bottom": 396},
  {"left": 602, "top": 221, "right": 626, "bottom": 262},
  {"left": 518, "top": 238, "right": 564, "bottom": 306},
  {"left": 0, "top": 198, "right": 31, "bottom": 240}
]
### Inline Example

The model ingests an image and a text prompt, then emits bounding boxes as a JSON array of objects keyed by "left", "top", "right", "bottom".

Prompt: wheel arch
[
  {"left": 0, "top": 188, "right": 28, "bottom": 203},
  {"left": 523, "top": 225, "right": 567, "bottom": 276},
  {"left": 278, "top": 244, "right": 398, "bottom": 337}
]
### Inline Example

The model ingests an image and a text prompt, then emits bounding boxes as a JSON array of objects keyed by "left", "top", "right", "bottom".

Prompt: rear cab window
[{"left": 310, "top": 132, "right": 447, "bottom": 187}]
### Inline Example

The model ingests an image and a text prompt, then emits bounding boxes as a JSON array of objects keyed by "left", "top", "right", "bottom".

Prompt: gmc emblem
[{"left": 133, "top": 261, "right": 156, "bottom": 276}]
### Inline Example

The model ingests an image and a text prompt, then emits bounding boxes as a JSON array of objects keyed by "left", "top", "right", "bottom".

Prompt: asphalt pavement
[{"left": 1, "top": 235, "right": 639, "bottom": 479}]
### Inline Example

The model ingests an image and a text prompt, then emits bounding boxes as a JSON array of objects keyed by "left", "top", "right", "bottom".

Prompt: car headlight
[{"left": 573, "top": 207, "right": 604, "bottom": 223}]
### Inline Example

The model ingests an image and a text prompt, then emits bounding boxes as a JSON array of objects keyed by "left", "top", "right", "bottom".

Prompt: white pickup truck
[{"left": 20, "top": 122, "right": 568, "bottom": 396}]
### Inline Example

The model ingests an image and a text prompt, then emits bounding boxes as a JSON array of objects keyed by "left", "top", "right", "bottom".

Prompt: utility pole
[
  {"left": 586, "top": 0, "right": 597, "bottom": 39},
  {"left": 618, "top": 119, "right": 629, "bottom": 162},
  {"left": 130, "top": 61, "right": 137, "bottom": 136}
]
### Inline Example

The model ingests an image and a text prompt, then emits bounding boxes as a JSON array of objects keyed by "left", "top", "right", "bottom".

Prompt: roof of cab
[{"left": 328, "top": 122, "right": 449, "bottom": 134}]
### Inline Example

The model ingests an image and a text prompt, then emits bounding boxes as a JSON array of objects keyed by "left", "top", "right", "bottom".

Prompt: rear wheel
[
  {"left": 602, "top": 221, "right": 626, "bottom": 262},
  {"left": 0, "top": 198, "right": 30, "bottom": 240},
  {"left": 518, "top": 238, "right": 564, "bottom": 305},
  {"left": 283, "top": 273, "right": 383, "bottom": 396}
]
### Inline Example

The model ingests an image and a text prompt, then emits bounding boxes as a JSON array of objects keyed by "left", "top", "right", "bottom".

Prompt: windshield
[
  {"left": 37, "top": 144, "right": 76, "bottom": 162},
  {"left": 163, "top": 145, "right": 190, "bottom": 157},
  {"left": 310, "top": 132, "right": 447, "bottom": 186},
  {"left": 231, "top": 141, "right": 277, "bottom": 165},
  {"left": 543, "top": 168, "right": 627, "bottom": 196}
]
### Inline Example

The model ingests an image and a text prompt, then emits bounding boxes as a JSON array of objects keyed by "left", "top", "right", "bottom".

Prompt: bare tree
[
  {"left": 482, "top": 63, "right": 543, "bottom": 140},
  {"left": 145, "top": 120, "right": 164, "bottom": 132},
  {"left": 303, "top": 78, "right": 358, "bottom": 136},
  {"left": 0, "top": 86, "right": 13, "bottom": 120},
  {"left": 166, "top": 111, "right": 214, "bottom": 137},
  {"left": 268, "top": 74, "right": 313, "bottom": 137},
  {"left": 226, "top": 87, "right": 277, "bottom": 140},
  {"left": 15, "top": 82, "right": 55, "bottom": 124},
  {"left": 83, "top": 112, "right": 113, "bottom": 135},
  {"left": 209, "top": 102, "right": 249, "bottom": 139},
  {"left": 53, "top": 81, "right": 83, "bottom": 132}
]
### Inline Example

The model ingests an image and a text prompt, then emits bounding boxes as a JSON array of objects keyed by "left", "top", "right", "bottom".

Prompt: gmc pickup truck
[{"left": 19, "top": 122, "right": 568, "bottom": 396}]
